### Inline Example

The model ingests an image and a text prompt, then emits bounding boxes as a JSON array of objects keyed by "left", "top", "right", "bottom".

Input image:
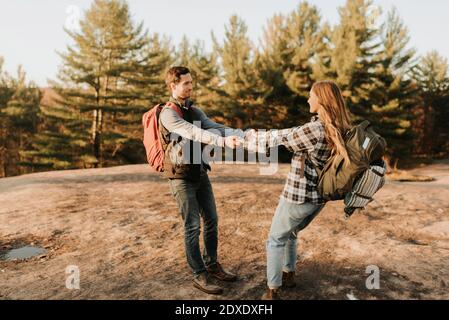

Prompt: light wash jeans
[{"left": 266, "top": 197, "right": 325, "bottom": 289}]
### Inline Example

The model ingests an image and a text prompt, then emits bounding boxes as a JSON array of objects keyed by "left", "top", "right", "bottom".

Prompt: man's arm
[
  {"left": 194, "top": 107, "right": 245, "bottom": 138},
  {"left": 160, "top": 108, "right": 241, "bottom": 148}
]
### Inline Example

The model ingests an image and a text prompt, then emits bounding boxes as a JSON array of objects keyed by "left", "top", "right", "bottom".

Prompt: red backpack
[{"left": 142, "top": 102, "right": 183, "bottom": 172}]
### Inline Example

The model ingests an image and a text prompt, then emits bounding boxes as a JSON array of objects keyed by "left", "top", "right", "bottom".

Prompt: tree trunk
[
  {"left": 18, "top": 129, "right": 24, "bottom": 175},
  {"left": 0, "top": 148, "right": 5, "bottom": 178},
  {"left": 420, "top": 99, "right": 435, "bottom": 155},
  {"left": 92, "top": 109, "right": 99, "bottom": 168},
  {"left": 97, "top": 108, "right": 103, "bottom": 167}
]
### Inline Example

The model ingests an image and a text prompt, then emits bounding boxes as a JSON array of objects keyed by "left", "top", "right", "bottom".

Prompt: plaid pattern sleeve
[{"left": 259, "top": 117, "right": 332, "bottom": 205}]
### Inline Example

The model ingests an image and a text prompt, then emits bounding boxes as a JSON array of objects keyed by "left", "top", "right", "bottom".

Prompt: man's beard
[{"left": 180, "top": 92, "right": 191, "bottom": 100}]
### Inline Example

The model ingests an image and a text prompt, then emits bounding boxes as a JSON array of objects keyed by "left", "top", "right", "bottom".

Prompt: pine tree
[
  {"left": 116, "top": 33, "right": 173, "bottom": 164},
  {"left": 414, "top": 51, "right": 449, "bottom": 156},
  {"left": 5, "top": 67, "right": 41, "bottom": 173},
  {"left": 128, "top": 33, "right": 173, "bottom": 106},
  {"left": 51, "top": 0, "right": 169, "bottom": 168},
  {"left": 284, "top": 2, "right": 324, "bottom": 97},
  {"left": 257, "top": 2, "right": 326, "bottom": 128},
  {"left": 370, "top": 9, "right": 418, "bottom": 165},
  {"left": 0, "top": 63, "right": 40, "bottom": 177},
  {"left": 176, "top": 35, "right": 191, "bottom": 67},
  {"left": 256, "top": 13, "right": 293, "bottom": 128},
  {"left": 23, "top": 87, "right": 90, "bottom": 171},
  {"left": 213, "top": 15, "right": 264, "bottom": 128},
  {"left": 330, "top": 0, "right": 382, "bottom": 119},
  {"left": 175, "top": 38, "right": 222, "bottom": 117},
  {"left": 0, "top": 57, "right": 15, "bottom": 177}
]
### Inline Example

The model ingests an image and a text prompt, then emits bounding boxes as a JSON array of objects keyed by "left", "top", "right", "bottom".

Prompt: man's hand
[
  {"left": 244, "top": 129, "right": 258, "bottom": 152},
  {"left": 245, "top": 129, "right": 257, "bottom": 141},
  {"left": 225, "top": 136, "right": 243, "bottom": 149}
]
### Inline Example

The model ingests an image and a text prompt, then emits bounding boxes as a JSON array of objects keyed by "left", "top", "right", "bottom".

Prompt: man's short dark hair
[{"left": 165, "top": 66, "right": 191, "bottom": 90}]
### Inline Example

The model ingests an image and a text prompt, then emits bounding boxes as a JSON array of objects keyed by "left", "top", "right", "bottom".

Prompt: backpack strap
[
  {"left": 157, "top": 102, "right": 184, "bottom": 151},
  {"left": 157, "top": 101, "right": 184, "bottom": 134},
  {"left": 360, "top": 120, "right": 370, "bottom": 130},
  {"left": 164, "top": 101, "right": 183, "bottom": 118}
]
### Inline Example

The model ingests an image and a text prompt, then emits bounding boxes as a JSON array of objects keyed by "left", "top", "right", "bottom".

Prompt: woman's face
[{"left": 308, "top": 90, "right": 321, "bottom": 114}]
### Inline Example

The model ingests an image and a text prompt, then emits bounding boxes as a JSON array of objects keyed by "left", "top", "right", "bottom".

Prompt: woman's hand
[
  {"left": 225, "top": 136, "right": 244, "bottom": 149},
  {"left": 244, "top": 129, "right": 259, "bottom": 152}
]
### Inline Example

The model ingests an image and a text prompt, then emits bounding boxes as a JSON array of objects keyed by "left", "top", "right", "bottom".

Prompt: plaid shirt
[{"left": 259, "top": 116, "right": 332, "bottom": 205}]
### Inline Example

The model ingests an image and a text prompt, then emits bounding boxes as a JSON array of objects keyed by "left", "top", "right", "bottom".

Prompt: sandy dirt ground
[{"left": 0, "top": 162, "right": 448, "bottom": 300}]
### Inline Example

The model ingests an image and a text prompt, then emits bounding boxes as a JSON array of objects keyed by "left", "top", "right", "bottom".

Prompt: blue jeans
[
  {"left": 168, "top": 174, "right": 218, "bottom": 275},
  {"left": 266, "top": 198, "right": 325, "bottom": 289}
]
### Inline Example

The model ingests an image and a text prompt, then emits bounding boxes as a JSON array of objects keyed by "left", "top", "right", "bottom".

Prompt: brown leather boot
[
  {"left": 261, "top": 288, "right": 281, "bottom": 300},
  {"left": 206, "top": 262, "right": 237, "bottom": 282},
  {"left": 282, "top": 271, "right": 296, "bottom": 288},
  {"left": 192, "top": 272, "right": 223, "bottom": 295}
]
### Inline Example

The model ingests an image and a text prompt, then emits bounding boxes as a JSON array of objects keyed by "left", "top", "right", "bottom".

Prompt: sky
[{"left": 0, "top": 0, "right": 448, "bottom": 86}]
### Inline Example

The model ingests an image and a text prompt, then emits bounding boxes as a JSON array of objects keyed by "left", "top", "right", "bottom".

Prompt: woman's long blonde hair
[{"left": 312, "top": 81, "right": 352, "bottom": 165}]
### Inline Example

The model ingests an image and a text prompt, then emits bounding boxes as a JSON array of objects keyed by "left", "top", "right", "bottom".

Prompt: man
[{"left": 159, "top": 66, "right": 242, "bottom": 295}]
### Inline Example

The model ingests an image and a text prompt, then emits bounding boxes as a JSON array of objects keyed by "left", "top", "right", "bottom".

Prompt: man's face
[{"left": 170, "top": 73, "right": 193, "bottom": 100}]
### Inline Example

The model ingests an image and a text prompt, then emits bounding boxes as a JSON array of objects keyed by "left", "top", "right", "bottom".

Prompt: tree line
[{"left": 1, "top": 0, "right": 448, "bottom": 178}]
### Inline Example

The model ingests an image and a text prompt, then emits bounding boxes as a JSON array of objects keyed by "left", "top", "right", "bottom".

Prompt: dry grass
[
  {"left": 387, "top": 170, "right": 435, "bottom": 182},
  {"left": 0, "top": 163, "right": 448, "bottom": 300}
]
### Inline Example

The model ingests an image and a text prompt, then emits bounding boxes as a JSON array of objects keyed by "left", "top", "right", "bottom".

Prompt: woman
[{"left": 255, "top": 81, "right": 352, "bottom": 300}]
